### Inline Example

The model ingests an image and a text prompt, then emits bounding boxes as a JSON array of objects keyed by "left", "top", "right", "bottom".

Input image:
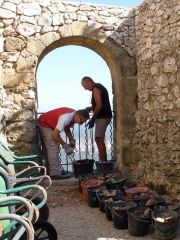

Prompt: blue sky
[
  {"left": 36, "top": 0, "right": 144, "bottom": 112},
  {"left": 37, "top": 46, "right": 112, "bottom": 112},
  {"left": 64, "top": 0, "right": 144, "bottom": 7}
]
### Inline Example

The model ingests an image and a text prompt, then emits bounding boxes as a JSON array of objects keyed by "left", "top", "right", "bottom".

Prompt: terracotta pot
[
  {"left": 125, "top": 186, "right": 149, "bottom": 199},
  {"left": 81, "top": 178, "right": 104, "bottom": 201}
]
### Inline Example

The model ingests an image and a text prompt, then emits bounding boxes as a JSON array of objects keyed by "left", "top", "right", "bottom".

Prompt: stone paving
[{"left": 46, "top": 179, "right": 180, "bottom": 240}]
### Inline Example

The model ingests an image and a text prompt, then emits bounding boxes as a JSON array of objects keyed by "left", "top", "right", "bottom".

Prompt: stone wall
[
  {"left": 0, "top": 1, "right": 137, "bottom": 159},
  {"left": 0, "top": 0, "right": 179, "bottom": 197},
  {"left": 131, "top": 0, "right": 180, "bottom": 197}
]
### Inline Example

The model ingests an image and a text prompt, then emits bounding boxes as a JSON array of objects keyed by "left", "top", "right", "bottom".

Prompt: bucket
[
  {"left": 95, "top": 160, "right": 114, "bottom": 174},
  {"left": 81, "top": 178, "right": 104, "bottom": 201},
  {"left": 73, "top": 159, "right": 94, "bottom": 178},
  {"left": 138, "top": 196, "right": 165, "bottom": 210},
  {"left": 127, "top": 206, "right": 152, "bottom": 236},
  {"left": 111, "top": 201, "right": 137, "bottom": 229},
  {"left": 96, "top": 189, "right": 121, "bottom": 213},
  {"left": 105, "top": 201, "right": 114, "bottom": 221},
  {"left": 105, "top": 171, "right": 122, "bottom": 180},
  {"left": 131, "top": 196, "right": 150, "bottom": 207},
  {"left": 105, "top": 177, "right": 126, "bottom": 190},
  {"left": 104, "top": 198, "right": 128, "bottom": 221},
  {"left": 157, "top": 201, "right": 180, "bottom": 215},
  {"left": 96, "top": 195, "right": 108, "bottom": 213},
  {"left": 87, "top": 185, "right": 106, "bottom": 208},
  {"left": 153, "top": 209, "right": 178, "bottom": 240}
]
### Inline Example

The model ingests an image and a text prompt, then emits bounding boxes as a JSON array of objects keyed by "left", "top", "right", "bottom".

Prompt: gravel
[{"left": 46, "top": 179, "right": 180, "bottom": 240}]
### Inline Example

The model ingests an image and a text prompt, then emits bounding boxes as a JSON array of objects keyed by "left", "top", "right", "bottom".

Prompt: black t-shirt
[{"left": 91, "top": 83, "right": 112, "bottom": 119}]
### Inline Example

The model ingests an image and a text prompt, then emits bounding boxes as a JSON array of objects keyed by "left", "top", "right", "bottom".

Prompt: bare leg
[{"left": 95, "top": 136, "right": 107, "bottom": 161}]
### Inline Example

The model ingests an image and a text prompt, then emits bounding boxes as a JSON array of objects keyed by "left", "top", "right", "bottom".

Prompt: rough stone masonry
[{"left": 0, "top": 0, "right": 179, "bottom": 198}]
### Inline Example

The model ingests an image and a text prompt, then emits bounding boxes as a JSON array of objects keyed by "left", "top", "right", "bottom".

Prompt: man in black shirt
[{"left": 81, "top": 76, "right": 112, "bottom": 161}]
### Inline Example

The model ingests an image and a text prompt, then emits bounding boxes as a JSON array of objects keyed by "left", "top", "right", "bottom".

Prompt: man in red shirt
[{"left": 38, "top": 107, "right": 89, "bottom": 179}]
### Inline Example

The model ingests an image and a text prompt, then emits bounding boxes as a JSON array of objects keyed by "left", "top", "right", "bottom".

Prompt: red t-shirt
[{"left": 38, "top": 107, "right": 75, "bottom": 129}]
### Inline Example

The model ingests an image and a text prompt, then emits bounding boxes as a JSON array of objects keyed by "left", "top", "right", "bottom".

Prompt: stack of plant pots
[{"left": 78, "top": 170, "right": 180, "bottom": 240}]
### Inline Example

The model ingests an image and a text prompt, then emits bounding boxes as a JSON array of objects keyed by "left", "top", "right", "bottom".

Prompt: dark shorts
[{"left": 95, "top": 118, "right": 111, "bottom": 138}]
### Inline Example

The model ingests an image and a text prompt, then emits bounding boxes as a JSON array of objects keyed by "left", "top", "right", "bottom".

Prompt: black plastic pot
[
  {"left": 73, "top": 159, "right": 94, "bottom": 178},
  {"left": 156, "top": 201, "right": 180, "bottom": 215},
  {"left": 105, "top": 178, "right": 126, "bottom": 190},
  {"left": 105, "top": 201, "right": 113, "bottom": 221},
  {"left": 104, "top": 199, "right": 126, "bottom": 221},
  {"left": 105, "top": 172, "right": 122, "bottom": 180},
  {"left": 153, "top": 209, "right": 178, "bottom": 240},
  {"left": 96, "top": 195, "right": 107, "bottom": 213},
  {"left": 96, "top": 189, "right": 121, "bottom": 213},
  {"left": 127, "top": 206, "right": 152, "bottom": 236},
  {"left": 96, "top": 195, "right": 113, "bottom": 213},
  {"left": 165, "top": 202, "right": 180, "bottom": 214},
  {"left": 95, "top": 160, "right": 114, "bottom": 174},
  {"left": 111, "top": 201, "right": 137, "bottom": 229},
  {"left": 138, "top": 197, "right": 165, "bottom": 211},
  {"left": 87, "top": 185, "right": 106, "bottom": 208}
]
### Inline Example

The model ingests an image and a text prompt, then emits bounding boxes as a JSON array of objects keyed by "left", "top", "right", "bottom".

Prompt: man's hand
[
  {"left": 87, "top": 118, "right": 95, "bottom": 129},
  {"left": 69, "top": 138, "right": 76, "bottom": 148},
  {"left": 62, "top": 144, "right": 74, "bottom": 155},
  {"left": 85, "top": 106, "right": 93, "bottom": 113}
]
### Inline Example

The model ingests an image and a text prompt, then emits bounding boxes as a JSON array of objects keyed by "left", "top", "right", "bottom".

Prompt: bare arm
[
  {"left": 64, "top": 127, "right": 74, "bottom": 141},
  {"left": 92, "top": 87, "right": 102, "bottom": 119},
  {"left": 52, "top": 128, "right": 66, "bottom": 146}
]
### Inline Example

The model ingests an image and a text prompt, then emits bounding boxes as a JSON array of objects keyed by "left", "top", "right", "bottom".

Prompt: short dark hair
[{"left": 76, "top": 109, "right": 89, "bottom": 119}]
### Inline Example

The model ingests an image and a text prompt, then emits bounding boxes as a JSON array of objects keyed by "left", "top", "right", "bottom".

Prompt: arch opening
[
  {"left": 36, "top": 43, "right": 115, "bottom": 165},
  {"left": 34, "top": 35, "right": 137, "bottom": 172}
]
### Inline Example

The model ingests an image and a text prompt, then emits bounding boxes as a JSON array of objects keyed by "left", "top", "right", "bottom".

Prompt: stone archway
[
  {"left": 1, "top": 1, "right": 137, "bottom": 173},
  {"left": 3, "top": 26, "right": 137, "bottom": 172},
  {"left": 22, "top": 23, "right": 137, "bottom": 171}
]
